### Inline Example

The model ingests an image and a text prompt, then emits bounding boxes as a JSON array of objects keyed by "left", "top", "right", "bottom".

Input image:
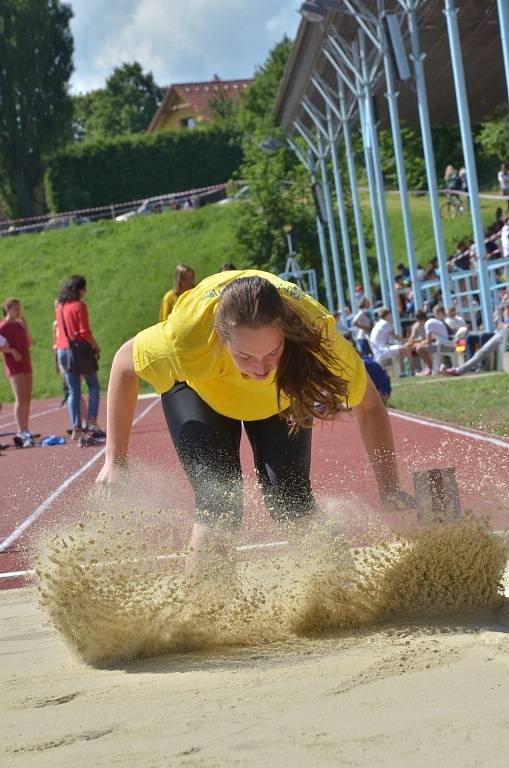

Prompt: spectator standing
[
  {"left": 0, "top": 298, "right": 33, "bottom": 446},
  {"left": 498, "top": 163, "right": 509, "bottom": 208},
  {"left": 55, "top": 275, "right": 103, "bottom": 442},
  {"left": 501, "top": 218, "right": 509, "bottom": 259},
  {"left": 159, "top": 264, "right": 196, "bottom": 322}
]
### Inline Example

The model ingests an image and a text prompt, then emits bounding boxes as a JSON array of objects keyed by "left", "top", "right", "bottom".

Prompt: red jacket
[{"left": 55, "top": 301, "right": 93, "bottom": 349}]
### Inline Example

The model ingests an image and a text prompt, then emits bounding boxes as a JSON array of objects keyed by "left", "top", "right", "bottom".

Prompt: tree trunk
[{"left": 14, "top": 172, "right": 35, "bottom": 219}]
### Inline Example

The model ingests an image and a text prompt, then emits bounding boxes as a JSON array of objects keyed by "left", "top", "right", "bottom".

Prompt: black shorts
[{"left": 161, "top": 382, "right": 316, "bottom": 528}]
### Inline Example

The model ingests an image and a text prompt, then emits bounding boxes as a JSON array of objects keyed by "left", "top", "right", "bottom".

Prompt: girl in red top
[
  {"left": 0, "top": 297, "right": 33, "bottom": 445},
  {"left": 56, "top": 275, "right": 103, "bottom": 441}
]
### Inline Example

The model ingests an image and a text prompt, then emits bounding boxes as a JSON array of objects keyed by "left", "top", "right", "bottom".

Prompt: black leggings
[{"left": 161, "top": 382, "right": 316, "bottom": 528}]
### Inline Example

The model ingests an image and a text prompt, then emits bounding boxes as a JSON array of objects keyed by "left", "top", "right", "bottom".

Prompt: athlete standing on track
[
  {"left": 97, "top": 270, "right": 413, "bottom": 577},
  {"left": 0, "top": 298, "right": 33, "bottom": 447},
  {"left": 158, "top": 264, "right": 196, "bottom": 322}
]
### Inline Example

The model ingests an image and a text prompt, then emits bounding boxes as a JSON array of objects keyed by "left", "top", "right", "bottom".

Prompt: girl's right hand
[{"left": 95, "top": 458, "right": 127, "bottom": 489}]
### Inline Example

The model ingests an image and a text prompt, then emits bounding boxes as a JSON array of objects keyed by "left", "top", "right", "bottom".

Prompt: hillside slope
[{"left": 0, "top": 205, "right": 239, "bottom": 400}]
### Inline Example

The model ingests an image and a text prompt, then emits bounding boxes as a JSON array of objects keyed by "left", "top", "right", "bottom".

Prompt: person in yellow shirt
[
  {"left": 98, "top": 270, "right": 413, "bottom": 577},
  {"left": 158, "top": 264, "right": 195, "bottom": 321}
]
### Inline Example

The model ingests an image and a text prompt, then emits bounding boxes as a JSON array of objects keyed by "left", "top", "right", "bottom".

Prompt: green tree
[
  {"left": 73, "top": 62, "right": 164, "bottom": 141},
  {"left": 233, "top": 38, "right": 323, "bottom": 277},
  {"left": 0, "top": 0, "right": 74, "bottom": 217}
]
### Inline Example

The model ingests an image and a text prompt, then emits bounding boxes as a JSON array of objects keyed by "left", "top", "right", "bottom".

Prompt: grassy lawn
[{"left": 390, "top": 372, "right": 509, "bottom": 436}]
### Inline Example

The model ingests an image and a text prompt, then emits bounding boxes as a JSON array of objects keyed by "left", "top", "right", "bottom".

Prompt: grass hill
[
  {"left": 0, "top": 192, "right": 500, "bottom": 402},
  {"left": 0, "top": 204, "right": 239, "bottom": 401}
]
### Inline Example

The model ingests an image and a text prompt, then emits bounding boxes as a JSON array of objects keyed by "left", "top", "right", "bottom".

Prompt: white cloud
[{"left": 68, "top": 0, "right": 301, "bottom": 93}]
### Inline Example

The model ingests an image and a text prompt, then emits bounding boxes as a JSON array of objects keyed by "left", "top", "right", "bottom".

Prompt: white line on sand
[
  {"left": 0, "top": 541, "right": 290, "bottom": 581},
  {"left": 0, "top": 398, "right": 160, "bottom": 554},
  {"left": 389, "top": 410, "right": 509, "bottom": 451}
]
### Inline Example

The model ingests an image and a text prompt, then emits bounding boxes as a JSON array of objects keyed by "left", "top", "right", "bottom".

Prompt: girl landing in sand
[{"left": 97, "top": 270, "right": 412, "bottom": 576}]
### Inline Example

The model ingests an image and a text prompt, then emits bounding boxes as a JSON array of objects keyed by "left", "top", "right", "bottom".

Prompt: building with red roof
[{"left": 147, "top": 75, "right": 252, "bottom": 133}]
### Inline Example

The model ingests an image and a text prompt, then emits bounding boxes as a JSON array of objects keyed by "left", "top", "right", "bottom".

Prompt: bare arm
[
  {"left": 353, "top": 376, "right": 399, "bottom": 501},
  {"left": 0, "top": 342, "right": 22, "bottom": 361},
  {"left": 96, "top": 338, "right": 139, "bottom": 483},
  {"left": 21, "top": 318, "right": 32, "bottom": 347}
]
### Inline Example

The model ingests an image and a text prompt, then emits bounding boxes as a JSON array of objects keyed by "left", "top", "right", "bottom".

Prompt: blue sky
[{"left": 68, "top": 1, "right": 301, "bottom": 93}]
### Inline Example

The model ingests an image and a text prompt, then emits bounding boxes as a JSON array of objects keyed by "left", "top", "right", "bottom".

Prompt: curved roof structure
[{"left": 276, "top": 0, "right": 506, "bottom": 134}]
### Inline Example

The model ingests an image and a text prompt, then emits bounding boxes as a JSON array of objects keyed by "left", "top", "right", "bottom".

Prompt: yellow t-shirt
[
  {"left": 158, "top": 289, "right": 178, "bottom": 322},
  {"left": 135, "top": 270, "right": 367, "bottom": 421}
]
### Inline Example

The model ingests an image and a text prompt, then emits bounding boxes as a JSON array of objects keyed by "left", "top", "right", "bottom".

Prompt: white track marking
[
  {"left": 0, "top": 394, "right": 157, "bottom": 429},
  {"left": 0, "top": 398, "right": 160, "bottom": 553},
  {"left": 389, "top": 410, "right": 509, "bottom": 450},
  {"left": 0, "top": 404, "right": 62, "bottom": 430}
]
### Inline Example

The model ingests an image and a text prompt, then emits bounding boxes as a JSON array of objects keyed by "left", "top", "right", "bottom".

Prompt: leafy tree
[
  {"left": 0, "top": 0, "right": 74, "bottom": 217},
  {"left": 233, "top": 38, "right": 325, "bottom": 278},
  {"left": 72, "top": 62, "right": 164, "bottom": 141},
  {"left": 477, "top": 109, "right": 509, "bottom": 161}
]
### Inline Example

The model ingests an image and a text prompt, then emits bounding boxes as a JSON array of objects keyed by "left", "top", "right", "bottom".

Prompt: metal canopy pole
[
  {"left": 336, "top": 76, "right": 372, "bottom": 304},
  {"left": 303, "top": 96, "right": 357, "bottom": 309},
  {"left": 380, "top": 8, "right": 422, "bottom": 310},
  {"left": 310, "top": 72, "right": 372, "bottom": 305},
  {"left": 444, "top": 0, "right": 494, "bottom": 331},
  {"left": 403, "top": 0, "right": 452, "bottom": 309},
  {"left": 325, "top": 36, "right": 388, "bottom": 308},
  {"left": 325, "top": 103, "right": 358, "bottom": 311},
  {"left": 358, "top": 91, "right": 390, "bottom": 309},
  {"left": 358, "top": 30, "right": 402, "bottom": 333},
  {"left": 316, "top": 131, "right": 347, "bottom": 311},
  {"left": 287, "top": 135, "right": 335, "bottom": 311},
  {"left": 497, "top": 0, "right": 509, "bottom": 107}
]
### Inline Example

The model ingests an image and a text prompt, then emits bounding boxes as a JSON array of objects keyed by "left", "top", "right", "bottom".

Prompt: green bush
[{"left": 45, "top": 126, "right": 243, "bottom": 211}]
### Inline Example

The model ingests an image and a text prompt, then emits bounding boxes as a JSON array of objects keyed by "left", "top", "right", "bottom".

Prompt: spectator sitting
[
  {"left": 369, "top": 307, "right": 414, "bottom": 377},
  {"left": 413, "top": 304, "right": 454, "bottom": 375},
  {"left": 159, "top": 264, "right": 196, "bottom": 322},
  {"left": 334, "top": 307, "right": 350, "bottom": 335},
  {"left": 442, "top": 320, "right": 508, "bottom": 376},
  {"left": 445, "top": 305, "right": 468, "bottom": 341},
  {"left": 423, "top": 258, "right": 438, "bottom": 281},
  {"left": 352, "top": 297, "right": 373, "bottom": 356},
  {"left": 405, "top": 309, "right": 427, "bottom": 356},
  {"left": 395, "top": 262, "right": 410, "bottom": 281},
  {"left": 451, "top": 240, "right": 471, "bottom": 271}
]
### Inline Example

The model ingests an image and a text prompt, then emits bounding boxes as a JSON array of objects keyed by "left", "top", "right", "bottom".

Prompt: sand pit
[{"left": 3, "top": 511, "right": 509, "bottom": 766}]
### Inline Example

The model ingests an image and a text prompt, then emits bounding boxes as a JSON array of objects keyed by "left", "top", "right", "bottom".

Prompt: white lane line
[
  {"left": 389, "top": 410, "right": 509, "bottom": 450},
  {"left": 0, "top": 541, "right": 290, "bottom": 580},
  {"left": 0, "top": 398, "right": 160, "bottom": 554},
  {"left": 0, "top": 404, "right": 63, "bottom": 431}
]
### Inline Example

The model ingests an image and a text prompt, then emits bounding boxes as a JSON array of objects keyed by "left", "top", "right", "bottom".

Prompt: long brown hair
[{"left": 214, "top": 276, "right": 350, "bottom": 431}]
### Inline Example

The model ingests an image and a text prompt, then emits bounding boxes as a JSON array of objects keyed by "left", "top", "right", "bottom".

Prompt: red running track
[{"left": 1, "top": 395, "right": 509, "bottom": 590}]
